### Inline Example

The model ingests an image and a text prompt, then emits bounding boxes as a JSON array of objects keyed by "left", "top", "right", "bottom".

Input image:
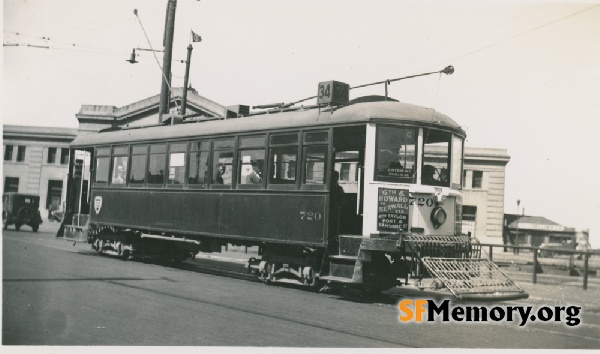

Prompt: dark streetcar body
[{"left": 59, "top": 97, "right": 528, "bottom": 301}]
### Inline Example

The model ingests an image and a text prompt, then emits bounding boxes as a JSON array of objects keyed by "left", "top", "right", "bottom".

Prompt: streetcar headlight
[{"left": 430, "top": 206, "right": 447, "bottom": 229}]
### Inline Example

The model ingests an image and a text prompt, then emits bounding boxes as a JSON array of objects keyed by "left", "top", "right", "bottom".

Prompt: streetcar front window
[
  {"left": 422, "top": 129, "right": 450, "bottom": 187},
  {"left": 375, "top": 126, "right": 417, "bottom": 183}
]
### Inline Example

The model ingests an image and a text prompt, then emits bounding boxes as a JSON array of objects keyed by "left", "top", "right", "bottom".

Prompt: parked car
[
  {"left": 2, "top": 193, "right": 43, "bottom": 232},
  {"left": 538, "top": 241, "right": 576, "bottom": 258}
]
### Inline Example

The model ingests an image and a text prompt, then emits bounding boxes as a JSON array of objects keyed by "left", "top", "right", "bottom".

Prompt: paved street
[{"left": 3, "top": 223, "right": 600, "bottom": 347}]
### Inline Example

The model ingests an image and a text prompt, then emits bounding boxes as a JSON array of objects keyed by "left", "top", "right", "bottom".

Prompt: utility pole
[
  {"left": 159, "top": 0, "right": 177, "bottom": 123},
  {"left": 180, "top": 44, "right": 193, "bottom": 115}
]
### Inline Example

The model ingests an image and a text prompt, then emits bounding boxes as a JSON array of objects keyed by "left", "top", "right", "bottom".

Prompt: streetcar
[{"left": 58, "top": 80, "right": 528, "bottom": 301}]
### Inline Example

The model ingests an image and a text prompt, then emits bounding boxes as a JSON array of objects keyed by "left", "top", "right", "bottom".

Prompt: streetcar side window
[
  {"left": 269, "top": 133, "right": 298, "bottom": 188},
  {"left": 111, "top": 145, "right": 128, "bottom": 186},
  {"left": 129, "top": 145, "right": 147, "bottom": 185},
  {"left": 148, "top": 144, "right": 166, "bottom": 186},
  {"left": 302, "top": 130, "right": 329, "bottom": 188},
  {"left": 167, "top": 143, "right": 187, "bottom": 186},
  {"left": 188, "top": 141, "right": 210, "bottom": 187},
  {"left": 212, "top": 138, "right": 234, "bottom": 187},
  {"left": 451, "top": 136, "right": 464, "bottom": 190},
  {"left": 237, "top": 135, "right": 265, "bottom": 189},
  {"left": 95, "top": 147, "right": 110, "bottom": 184},
  {"left": 304, "top": 146, "right": 328, "bottom": 185}
]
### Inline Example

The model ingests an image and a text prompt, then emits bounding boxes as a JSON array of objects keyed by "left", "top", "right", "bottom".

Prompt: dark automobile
[
  {"left": 538, "top": 241, "right": 576, "bottom": 258},
  {"left": 2, "top": 193, "right": 43, "bottom": 232}
]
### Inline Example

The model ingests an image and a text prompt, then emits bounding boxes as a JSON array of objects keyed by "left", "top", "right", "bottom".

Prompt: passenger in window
[
  {"left": 439, "top": 168, "right": 448, "bottom": 183},
  {"left": 113, "top": 165, "right": 126, "bottom": 184},
  {"left": 246, "top": 162, "right": 262, "bottom": 184},
  {"left": 422, "top": 165, "right": 437, "bottom": 183},
  {"left": 215, "top": 164, "right": 225, "bottom": 184},
  {"left": 388, "top": 157, "right": 403, "bottom": 169},
  {"left": 330, "top": 170, "right": 345, "bottom": 205}
]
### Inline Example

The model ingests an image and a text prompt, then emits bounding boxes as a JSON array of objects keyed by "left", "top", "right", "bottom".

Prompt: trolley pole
[
  {"left": 158, "top": 0, "right": 177, "bottom": 124},
  {"left": 180, "top": 44, "right": 193, "bottom": 115}
]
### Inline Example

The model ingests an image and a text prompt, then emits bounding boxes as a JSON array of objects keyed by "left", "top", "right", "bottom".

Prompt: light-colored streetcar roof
[{"left": 70, "top": 101, "right": 466, "bottom": 147}]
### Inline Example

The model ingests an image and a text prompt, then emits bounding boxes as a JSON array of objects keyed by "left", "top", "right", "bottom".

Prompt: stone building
[
  {"left": 461, "top": 147, "right": 510, "bottom": 245},
  {"left": 3, "top": 125, "right": 78, "bottom": 218}
]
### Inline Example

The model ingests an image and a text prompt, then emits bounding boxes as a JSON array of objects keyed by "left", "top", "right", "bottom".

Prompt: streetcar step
[
  {"left": 338, "top": 235, "right": 363, "bottom": 256},
  {"left": 329, "top": 255, "right": 357, "bottom": 261},
  {"left": 319, "top": 276, "right": 355, "bottom": 283}
]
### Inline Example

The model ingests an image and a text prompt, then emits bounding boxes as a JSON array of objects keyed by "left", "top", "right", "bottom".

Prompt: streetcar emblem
[{"left": 94, "top": 196, "right": 103, "bottom": 214}]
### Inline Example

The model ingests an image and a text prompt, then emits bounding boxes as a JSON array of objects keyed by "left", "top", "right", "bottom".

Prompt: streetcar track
[
  {"left": 104, "top": 279, "right": 419, "bottom": 348},
  {"left": 6, "top": 233, "right": 600, "bottom": 347}
]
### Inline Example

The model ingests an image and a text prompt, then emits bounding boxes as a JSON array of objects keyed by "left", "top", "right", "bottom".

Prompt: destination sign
[{"left": 377, "top": 187, "right": 409, "bottom": 232}]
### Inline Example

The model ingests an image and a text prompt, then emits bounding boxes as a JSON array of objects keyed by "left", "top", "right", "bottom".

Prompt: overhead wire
[
  {"left": 381, "top": 4, "right": 551, "bottom": 77},
  {"left": 431, "top": 4, "right": 600, "bottom": 70}
]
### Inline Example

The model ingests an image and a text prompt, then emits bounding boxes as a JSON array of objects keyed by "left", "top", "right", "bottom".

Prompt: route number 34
[
  {"left": 317, "top": 81, "right": 349, "bottom": 105},
  {"left": 300, "top": 211, "right": 322, "bottom": 221}
]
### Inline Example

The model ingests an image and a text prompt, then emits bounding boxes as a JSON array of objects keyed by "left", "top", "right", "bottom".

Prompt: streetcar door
[
  {"left": 66, "top": 149, "right": 93, "bottom": 222},
  {"left": 332, "top": 126, "right": 365, "bottom": 235}
]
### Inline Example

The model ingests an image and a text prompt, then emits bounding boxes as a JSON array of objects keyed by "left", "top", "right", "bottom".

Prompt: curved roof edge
[{"left": 71, "top": 101, "right": 465, "bottom": 147}]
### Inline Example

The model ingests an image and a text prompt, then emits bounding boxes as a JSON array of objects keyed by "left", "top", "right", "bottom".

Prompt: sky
[{"left": 3, "top": 0, "right": 600, "bottom": 246}]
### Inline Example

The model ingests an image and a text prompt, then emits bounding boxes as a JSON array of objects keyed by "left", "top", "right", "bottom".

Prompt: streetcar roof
[{"left": 70, "top": 100, "right": 465, "bottom": 147}]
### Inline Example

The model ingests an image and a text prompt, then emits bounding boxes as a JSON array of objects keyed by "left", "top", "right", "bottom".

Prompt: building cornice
[{"left": 3, "top": 124, "right": 78, "bottom": 142}]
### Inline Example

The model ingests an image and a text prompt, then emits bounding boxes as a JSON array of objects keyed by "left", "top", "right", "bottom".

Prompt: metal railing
[{"left": 479, "top": 243, "right": 600, "bottom": 290}]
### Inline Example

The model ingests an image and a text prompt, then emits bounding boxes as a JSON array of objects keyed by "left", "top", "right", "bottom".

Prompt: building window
[
  {"left": 4, "top": 177, "right": 19, "bottom": 193},
  {"left": 16, "top": 146, "right": 26, "bottom": 162},
  {"left": 462, "top": 205, "right": 477, "bottom": 237},
  {"left": 472, "top": 171, "right": 483, "bottom": 189},
  {"left": 47, "top": 180, "right": 63, "bottom": 210},
  {"left": 4, "top": 145, "right": 14, "bottom": 161},
  {"left": 60, "top": 148, "right": 69, "bottom": 165},
  {"left": 48, "top": 147, "right": 57, "bottom": 164}
]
